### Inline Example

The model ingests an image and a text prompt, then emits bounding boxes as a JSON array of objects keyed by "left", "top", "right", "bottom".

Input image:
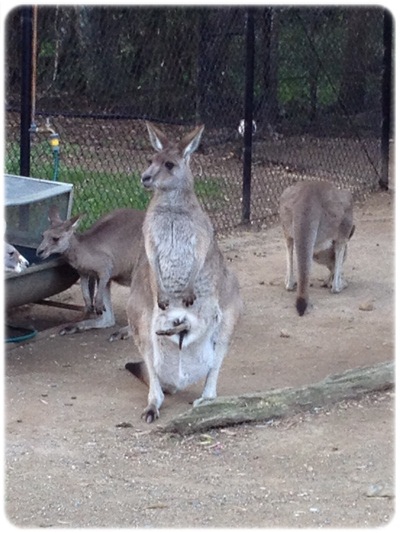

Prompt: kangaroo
[
  {"left": 4, "top": 242, "right": 29, "bottom": 273},
  {"left": 36, "top": 206, "right": 145, "bottom": 338},
  {"left": 279, "top": 180, "right": 355, "bottom": 316},
  {"left": 125, "top": 122, "right": 242, "bottom": 423}
]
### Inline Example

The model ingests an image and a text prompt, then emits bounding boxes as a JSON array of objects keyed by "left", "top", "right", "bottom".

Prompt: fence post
[
  {"left": 20, "top": 5, "right": 33, "bottom": 177},
  {"left": 380, "top": 8, "right": 393, "bottom": 191},
  {"left": 242, "top": 8, "right": 255, "bottom": 224}
]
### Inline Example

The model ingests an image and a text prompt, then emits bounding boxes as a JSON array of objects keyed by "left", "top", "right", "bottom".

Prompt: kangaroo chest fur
[{"left": 145, "top": 204, "right": 211, "bottom": 296}]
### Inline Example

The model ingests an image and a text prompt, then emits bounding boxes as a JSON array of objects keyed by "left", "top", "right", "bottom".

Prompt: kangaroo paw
[
  {"left": 156, "top": 319, "right": 189, "bottom": 350},
  {"left": 156, "top": 289, "right": 170, "bottom": 310},
  {"left": 156, "top": 320, "right": 188, "bottom": 337},
  {"left": 157, "top": 300, "right": 169, "bottom": 310},
  {"left": 182, "top": 290, "right": 196, "bottom": 307}
]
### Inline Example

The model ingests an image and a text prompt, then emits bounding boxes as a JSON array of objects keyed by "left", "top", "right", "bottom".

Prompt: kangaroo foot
[
  {"left": 59, "top": 324, "right": 82, "bottom": 335},
  {"left": 321, "top": 275, "right": 333, "bottom": 288},
  {"left": 109, "top": 325, "right": 131, "bottom": 342},
  {"left": 285, "top": 280, "right": 297, "bottom": 291},
  {"left": 141, "top": 404, "right": 159, "bottom": 424}
]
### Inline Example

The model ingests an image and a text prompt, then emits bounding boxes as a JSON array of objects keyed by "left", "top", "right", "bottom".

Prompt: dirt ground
[{"left": 4, "top": 190, "right": 395, "bottom": 528}]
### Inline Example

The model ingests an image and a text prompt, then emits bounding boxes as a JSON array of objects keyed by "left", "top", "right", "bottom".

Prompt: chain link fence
[{"left": 5, "top": 5, "right": 392, "bottom": 233}]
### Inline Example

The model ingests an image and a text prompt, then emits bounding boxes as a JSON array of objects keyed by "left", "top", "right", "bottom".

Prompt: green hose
[{"left": 6, "top": 325, "right": 37, "bottom": 343}]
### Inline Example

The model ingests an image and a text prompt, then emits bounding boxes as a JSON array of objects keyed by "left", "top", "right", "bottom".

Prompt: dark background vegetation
[{"left": 4, "top": 6, "right": 392, "bottom": 232}]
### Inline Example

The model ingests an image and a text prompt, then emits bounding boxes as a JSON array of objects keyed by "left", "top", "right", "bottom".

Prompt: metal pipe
[
  {"left": 20, "top": 6, "right": 33, "bottom": 177},
  {"left": 380, "top": 9, "right": 393, "bottom": 191},
  {"left": 242, "top": 8, "right": 255, "bottom": 224}
]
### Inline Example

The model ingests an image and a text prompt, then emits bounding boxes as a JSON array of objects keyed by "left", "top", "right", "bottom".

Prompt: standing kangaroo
[
  {"left": 125, "top": 122, "right": 242, "bottom": 423},
  {"left": 37, "top": 207, "right": 145, "bottom": 338},
  {"left": 279, "top": 180, "right": 355, "bottom": 316}
]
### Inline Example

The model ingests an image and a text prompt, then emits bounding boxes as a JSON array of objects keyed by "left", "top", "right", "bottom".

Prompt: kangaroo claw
[
  {"left": 141, "top": 405, "right": 159, "bottom": 424},
  {"left": 183, "top": 292, "right": 196, "bottom": 307}
]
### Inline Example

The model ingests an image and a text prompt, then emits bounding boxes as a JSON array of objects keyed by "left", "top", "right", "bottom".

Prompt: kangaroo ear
[
  {"left": 179, "top": 125, "right": 205, "bottom": 159},
  {"left": 145, "top": 121, "right": 169, "bottom": 152},
  {"left": 69, "top": 213, "right": 84, "bottom": 230},
  {"left": 48, "top": 205, "right": 63, "bottom": 226}
]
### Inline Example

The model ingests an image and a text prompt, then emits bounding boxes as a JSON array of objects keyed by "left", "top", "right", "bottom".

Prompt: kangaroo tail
[
  {"left": 296, "top": 296, "right": 308, "bottom": 316},
  {"left": 294, "top": 215, "right": 319, "bottom": 316}
]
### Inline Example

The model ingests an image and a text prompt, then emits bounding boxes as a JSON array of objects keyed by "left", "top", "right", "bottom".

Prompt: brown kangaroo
[
  {"left": 37, "top": 206, "right": 145, "bottom": 339},
  {"left": 279, "top": 180, "right": 355, "bottom": 316},
  {"left": 125, "top": 122, "right": 242, "bottom": 422}
]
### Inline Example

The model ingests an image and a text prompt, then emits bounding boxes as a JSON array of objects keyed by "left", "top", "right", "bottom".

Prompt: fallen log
[{"left": 163, "top": 361, "right": 394, "bottom": 435}]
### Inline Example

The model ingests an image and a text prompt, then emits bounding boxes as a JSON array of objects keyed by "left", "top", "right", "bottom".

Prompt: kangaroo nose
[{"left": 141, "top": 173, "right": 152, "bottom": 188}]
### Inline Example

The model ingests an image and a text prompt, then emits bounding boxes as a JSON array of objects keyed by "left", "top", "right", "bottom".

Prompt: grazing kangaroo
[
  {"left": 36, "top": 206, "right": 145, "bottom": 338},
  {"left": 279, "top": 180, "right": 355, "bottom": 316},
  {"left": 125, "top": 122, "right": 242, "bottom": 423},
  {"left": 4, "top": 242, "right": 29, "bottom": 273}
]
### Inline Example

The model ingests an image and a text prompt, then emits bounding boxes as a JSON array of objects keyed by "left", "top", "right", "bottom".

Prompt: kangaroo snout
[
  {"left": 36, "top": 245, "right": 48, "bottom": 260},
  {"left": 141, "top": 173, "right": 153, "bottom": 188}
]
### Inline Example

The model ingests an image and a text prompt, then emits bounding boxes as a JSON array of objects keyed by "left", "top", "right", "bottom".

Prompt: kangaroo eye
[
  {"left": 52, "top": 237, "right": 60, "bottom": 243},
  {"left": 165, "top": 161, "right": 175, "bottom": 171}
]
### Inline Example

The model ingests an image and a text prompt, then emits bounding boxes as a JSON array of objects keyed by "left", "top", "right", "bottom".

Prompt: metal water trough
[
  {"left": 5, "top": 247, "right": 79, "bottom": 310},
  {"left": 5, "top": 174, "right": 79, "bottom": 310}
]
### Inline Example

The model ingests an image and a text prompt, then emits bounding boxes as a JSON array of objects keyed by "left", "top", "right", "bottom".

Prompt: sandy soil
[{"left": 4, "top": 190, "right": 395, "bottom": 528}]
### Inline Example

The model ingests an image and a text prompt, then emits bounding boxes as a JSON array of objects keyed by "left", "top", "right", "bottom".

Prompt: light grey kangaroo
[
  {"left": 4, "top": 242, "right": 29, "bottom": 273},
  {"left": 125, "top": 122, "right": 242, "bottom": 423},
  {"left": 37, "top": 206, "right": 145, "bottom": 338},
  {"left": 279, "top": 180, "right": 355, "bottom": 316}
]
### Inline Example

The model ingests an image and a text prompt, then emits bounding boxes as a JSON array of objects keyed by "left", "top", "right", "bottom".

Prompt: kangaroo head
[
  {"left": 141, "top": 122, "right": 204, "bottom": 192},
  {"left": 4, "top": 242, "right": 29, "bottom": 273},
  {"left": 36, "top": 207, "right": 82, "bottom": 259}
]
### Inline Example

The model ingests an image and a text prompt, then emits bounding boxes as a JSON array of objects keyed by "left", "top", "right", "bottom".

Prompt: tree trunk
[
  {"left": 338, "top": 9, "right": 369, "bottom": 114},
  {"left": 163, "top": 361, "right": 394, "bottom": 435}
]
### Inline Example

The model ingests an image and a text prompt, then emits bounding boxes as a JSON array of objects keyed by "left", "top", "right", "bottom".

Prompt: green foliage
[
  {"left": 5, "top": 140, "right": 224, "bottom": 230},
  {"left": 64, "top": 169, "right": 223, "bottom": 228},
  {"left": 60, "top": 168, "right": 150, "bottom": 229},
  {"left": 5, "top": 140, "right": 60, "bottom": 180}
]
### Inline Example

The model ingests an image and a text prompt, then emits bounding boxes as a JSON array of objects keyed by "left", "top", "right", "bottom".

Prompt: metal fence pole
[
  {"left": 380, "top": 8, "right": 393, "bottom": 191},
  {"left": 242, "top": 8, "right": 255, "bottom": 224},
  {"left": 20, "top": 6, "right": 33, "bottom": 177}
]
